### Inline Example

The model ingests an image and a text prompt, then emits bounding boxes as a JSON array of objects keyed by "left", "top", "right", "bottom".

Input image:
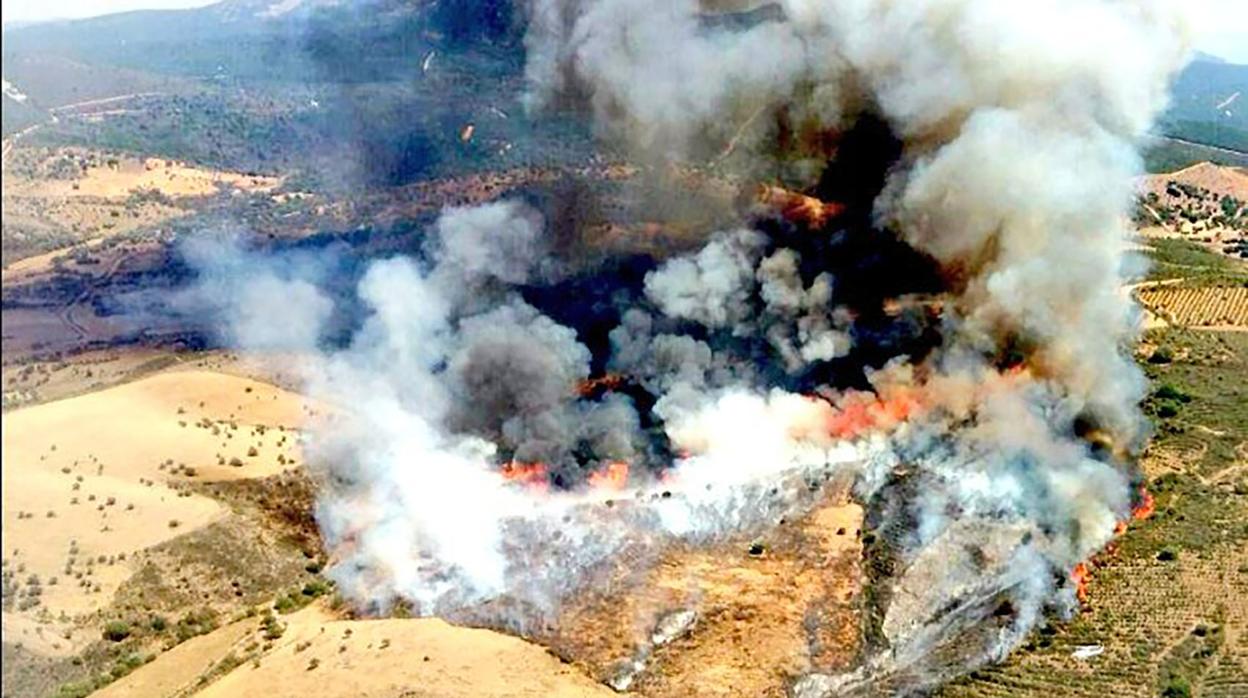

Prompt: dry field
[
  {"left": 94, "top": 601, "right": 616, "bottom": 698},
  {"left": 62, "top": 491, "right": 864, "bottom": 698},
  {"left": 542, "top": 495, "right": 863, "bottom": 697},
  {"left": 1138, "top": 162, "right": 1248, "bottom": 202},
  {"left": 1, "top": 147, "right": 281, "bottom": 267},
  {"left": 3, "top": 348, "right": 185, "bottom": 411},
  {"left": 4, "top": 155, "right": 279, "bottom": 200},
  {"left": 2, "top": 369, "right": 314, "bottom": 656}
]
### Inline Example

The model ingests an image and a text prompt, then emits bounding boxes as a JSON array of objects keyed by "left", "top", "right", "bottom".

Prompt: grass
[
  {"left": 273, "top": 578, "right": 332, "bottom": 614},
  {"left": 1142, "top": 238, "right": 1248, "bottom": 283},
  {"left": 1143, "top": 139, "right": 1248, "bottom": 174}
]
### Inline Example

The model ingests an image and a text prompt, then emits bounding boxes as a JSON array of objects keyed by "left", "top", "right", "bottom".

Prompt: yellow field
[
  {"left": 4, "top": 154, "right": 280, "bottom": 200},
  {"left": 98, "top": 601, "right": 615, "bottom": 698},
  {"left": 1, "top": 148, "right": 283, "bottom": 267},
  {"left": 1, "top": 369, "right": 314, "bottom": 654}
]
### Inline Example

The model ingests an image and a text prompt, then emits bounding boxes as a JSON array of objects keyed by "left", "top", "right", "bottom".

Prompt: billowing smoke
[
  {"left": 518, "top": 0, "right": 1190, "bottom": 683},
  {"left": 186, "top": 0, "right": 1195, "bottom": 691},
  {"left": 187, "top": 201, "right": 886, "bottom": 622}
]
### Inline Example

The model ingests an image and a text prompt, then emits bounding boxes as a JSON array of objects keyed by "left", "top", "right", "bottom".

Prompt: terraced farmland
[
  {"left": 1137, "top": 285, "right": 1248, "bottom": 328},
  {"left": 940, "top": 531, "right": 1248, "bottom": 698}
]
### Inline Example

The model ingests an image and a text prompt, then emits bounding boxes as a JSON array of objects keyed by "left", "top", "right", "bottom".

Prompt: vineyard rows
[{"left": 1137, "top": 286, "right": 1248, "bottom": 328}]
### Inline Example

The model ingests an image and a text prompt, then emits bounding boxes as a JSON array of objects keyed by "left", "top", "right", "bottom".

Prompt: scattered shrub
[
  {"left": 1154, "top": 385, "right": 1192, "bottom": 403},
  {"left": 102, "top": 620, "right": 131, "bottom": 642},
  {"left": 1157, "top": 401, "right": 1181, "bottom": 419},
  {"left": 1162, "top": 674, "right": 1192, "bottom": 698},
  {"left": 262, "top": 613, "right": 285, "bottom": 640}
]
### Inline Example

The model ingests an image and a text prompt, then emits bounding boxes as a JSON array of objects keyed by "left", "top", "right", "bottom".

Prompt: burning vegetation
[{"left": 184, "top": 0, "right": 1197, "bottom": 693}]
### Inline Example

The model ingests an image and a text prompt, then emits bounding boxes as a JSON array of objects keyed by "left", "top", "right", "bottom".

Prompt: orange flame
[
  {"left": 1083, "top": 486, "right": 1156, "bottom": 598},
  {"left": 500, "top": 461, "right": 548, "bottom": 492},
  {"left": 588, "top": 461, "right": 630, "bottom": 491},
  {"left": 823, "top": 389, "right": 920, "bottom": 439},
  {"left": 1132, "top": 488, "right": 1155, "bottom": 521},
  {"left": 1114, "top": 486, "right": 1156, "bottom": 535},
  {"left": 756, "top": 185, "right": 846, "bottom": 228},
  {"left": 1071, "top": 562, "right": 1090, "bottom": 603},
  {"left": 576, "top": 373, "right": 626, "bottom": 398}
]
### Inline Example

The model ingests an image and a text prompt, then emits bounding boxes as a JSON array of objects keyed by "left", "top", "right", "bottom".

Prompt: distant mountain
[
  {"left": 3, "top": 0, "right": 1244, "bottom": 164},
  {"left": 1, "top": 0, "right": 522, "bottom": 86},
  {"left": 1192, "top": 50, "right": 1230, "bottom": 65},
  {"left": 1159, "top": 54, "right": 1248, "bottom": 153},
  {"left": 1, "top": 91, "right": 46, "bottom": 135}
]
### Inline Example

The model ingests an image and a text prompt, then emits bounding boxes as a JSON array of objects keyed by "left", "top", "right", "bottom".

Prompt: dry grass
[
  {"left": 1, "top": 369, "right": 313, "bottom": 651},
  {"left": 542, "top": 492, "right": 863, "bottom": 697},
  {"left": 7, "top": 155, "right": 279, "bottom": 200},
  {"left": 180, "top": 602, "right": 615, "bottom": 698},
  {"left": 2, "top": 147, "right": 281, "bottom": 267}
]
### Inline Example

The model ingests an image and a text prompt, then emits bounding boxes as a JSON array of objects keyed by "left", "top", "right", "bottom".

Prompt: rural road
[
  {"left": 1158, "top": 135, "right": 1248, "bottom": 161},
  {"left": 3, "top": 89, "right": 160, "bottom": 167},
  {"left": 60, "top": 246, "right": 140, "bottom": 342}
]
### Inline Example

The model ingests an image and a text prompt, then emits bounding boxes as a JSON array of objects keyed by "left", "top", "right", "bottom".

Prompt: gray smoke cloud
[
  {"left": 177, "top": 232, "right": 337, "bottom": 351},
  {"left": 521, "top": 0, "right": 1193, "bottom": 687},
  {"left": 525, "top": 0, "right": 1188, "bottom": 438},
  {"left": 185, "top": 0, "right": 1197, "bottom": 690}
]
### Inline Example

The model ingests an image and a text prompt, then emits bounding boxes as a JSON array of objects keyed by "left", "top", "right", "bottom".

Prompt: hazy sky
[{"left": 2, "top": 0, "right": 1246, "bottom": 63}]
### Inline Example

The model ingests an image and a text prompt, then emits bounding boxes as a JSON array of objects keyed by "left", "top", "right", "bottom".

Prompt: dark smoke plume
[{"left": 188, "top": 0, "right": 1196, "bottom": 690}]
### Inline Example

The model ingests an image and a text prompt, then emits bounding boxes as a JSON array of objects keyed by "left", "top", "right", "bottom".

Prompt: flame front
[
  {"left": 1133, "top": 488, "right": 1156, "bottom": 521},
  {"left": 576, "top": 373, "right": 627, "bottom": 397},
  {"left": 822, "top": 388, "right": 921, "bottom": 440},
  {"left": 1071, "top": 562, "right": 1091, "bottom": 603},
  {"left": 501, "top": 461, "right": 549, "bottom": 492},
  {"left": 588, "top": 461, "right": 630, "bottom": 491},
  {"left": 755, "top": 184, "right": 846, "bottom": 228}
]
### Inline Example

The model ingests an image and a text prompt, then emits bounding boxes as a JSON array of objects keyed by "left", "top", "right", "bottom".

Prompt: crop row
[{"left": 1137, "top": 286, "right": 1248, "bottom": 327}]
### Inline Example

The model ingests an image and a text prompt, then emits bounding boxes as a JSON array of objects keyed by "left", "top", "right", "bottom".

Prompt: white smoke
[
  {"left": 188, "top": 202, "right": 891, "bottom": 623},
  {"left": 519, "top": 0, "right": 1192, "bottom": 686},
  {"left": 525, "top": 0, "right": 1189, "bottom": 441},
  {"left": 178, "top": 233, "right": 336, "bottom": 351},
  {"left": 184, "top": 0, "right": 1197, "bottom": 689}
]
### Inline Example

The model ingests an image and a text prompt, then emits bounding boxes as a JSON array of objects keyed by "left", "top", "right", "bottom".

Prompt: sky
[
  {"left": 1, "top": 0, "right": 1246, "bottom": 63},
  {"left": 1185, "top": 0, "right": 1248, "bottom": 63}
]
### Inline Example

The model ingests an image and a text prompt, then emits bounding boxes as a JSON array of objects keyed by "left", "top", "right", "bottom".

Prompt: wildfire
[
  {"left": 1078, "top": 486, "right": 1156, "bottom": 601},
  {"left": 1071, "top": 562, "right": 1090, "bottom": 603},
  {"left": 1114, "top": 486, "right": 1155, "bottom": 535},
  {"left": 823, "top": 389, "right": 920, "bottom": 440},
  {"left": 500, "top": 461, "right": 549, "bottom": 492},
  {"left": 1133, "top": 488, "right": 1156, "bottom": 520},
  {"left": 588, "top": 461, "right": 630, "bottom": 491},
  {"left": 500, "top": 459, "right": 631, "bottom": 493},
  {"left": 755, "top": 184, "right": 846, "bottom": 228},
  {"left": 576, "top": 373, "right": 627, "bottom": 398}
]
